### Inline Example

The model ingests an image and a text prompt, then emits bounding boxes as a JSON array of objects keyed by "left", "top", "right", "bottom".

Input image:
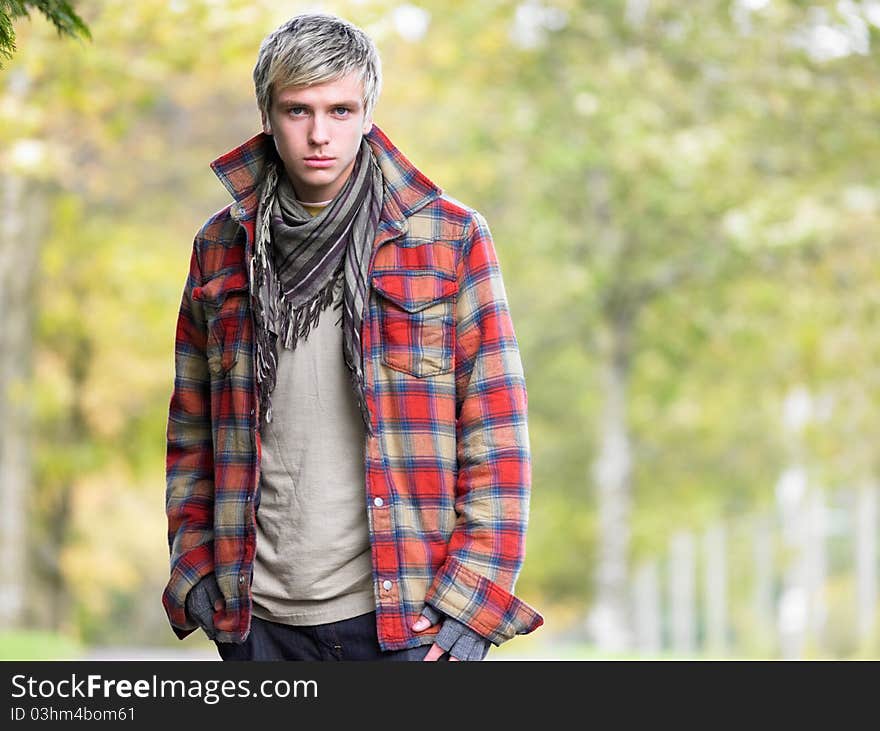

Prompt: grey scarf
[{"left": 252, "top": 138, "right": 383, "bottom": 433}]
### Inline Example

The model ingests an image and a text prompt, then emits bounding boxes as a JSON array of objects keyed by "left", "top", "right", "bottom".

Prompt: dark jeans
[{"left": 215, "top": 611, "right": 448, "bottom": 661}]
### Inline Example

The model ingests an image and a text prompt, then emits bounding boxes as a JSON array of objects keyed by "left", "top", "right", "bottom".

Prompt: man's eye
[
  {"left": 333, "top": 107, "right": 350, "bottom": 116},
  {"left": 288, "top": 106, "right": 306, "bottom": 115}
]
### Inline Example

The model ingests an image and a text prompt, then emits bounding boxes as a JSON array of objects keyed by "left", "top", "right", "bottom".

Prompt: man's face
[{"left": 262, "top": 72, "right": 373, "bottom": 203}]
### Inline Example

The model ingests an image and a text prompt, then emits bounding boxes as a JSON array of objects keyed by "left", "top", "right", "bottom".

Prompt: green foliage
[{"left": 0, "top": 0, "right": 90, "bottom": 65}]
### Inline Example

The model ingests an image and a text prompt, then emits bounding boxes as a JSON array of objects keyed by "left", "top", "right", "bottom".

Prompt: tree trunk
[
  {"left": 0, "top": 172, "right": 41, "bottom": 628},
  {"left": 703, "top": 522, "right": 728, "bottom": 654},
  {"left": 632, "top": 559, "right": 661, "bottom": 653},
  {"left": 587, "top": 313, "right": 635, "bottom": 651},
  {"left": 856, "top": 484, "right": 878, "bottom": 641}
]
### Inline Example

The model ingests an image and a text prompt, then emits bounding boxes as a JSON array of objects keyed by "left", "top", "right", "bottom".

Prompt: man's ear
[
  {"left": 261, "top": 110, "right": 272, "bottom": 135},
  {"left": 362, "top": 114, "right": 373, "bottom": 135}
]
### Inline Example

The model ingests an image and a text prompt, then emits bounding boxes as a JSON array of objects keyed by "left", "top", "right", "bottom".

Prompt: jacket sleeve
[
  {"left": 162, "top": 241, "right": 216, "bottom": 639},
  {"left": 423, "top": 211, "right": 543, "bottom": 646}
]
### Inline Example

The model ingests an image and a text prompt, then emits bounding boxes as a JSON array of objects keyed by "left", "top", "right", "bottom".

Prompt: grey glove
[
  {"left": 420, "top": 605, "right": 490, "bottom": 661},
  {"left": 185, "top": 573, "right": 223, "bottom": 640}
]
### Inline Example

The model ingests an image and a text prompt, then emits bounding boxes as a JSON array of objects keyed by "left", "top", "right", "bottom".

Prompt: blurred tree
[
  {"left": 0, "top": 133, "right": 46, "bottom": 630},
  {"left": 1, "top": 0, "right": 90, "bottom": 633}
]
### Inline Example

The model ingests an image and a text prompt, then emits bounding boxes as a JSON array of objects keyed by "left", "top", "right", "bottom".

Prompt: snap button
[
  {"left": 382, "top": 580, "right": 392, "bottom": 591},
  {"left": 238, "top": 574, "right": 245, "bottom": 585},
  {"left": 373, "top": 497, "right": 384, "bottom": 507}
]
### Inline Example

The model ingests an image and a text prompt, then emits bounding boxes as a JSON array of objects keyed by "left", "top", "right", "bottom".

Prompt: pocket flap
[
  {"left": 371, "top": 269, "right": 456, "bottom": 313},
  {"left": 193, "top": 269, "right": 249, "bottom": 305}
]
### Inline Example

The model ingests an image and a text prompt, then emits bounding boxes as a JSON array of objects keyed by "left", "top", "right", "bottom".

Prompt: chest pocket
[
  {"left": 195, "top": 269, "right": 250, "bottom": 377},
  {"left": 371, "top": 269, "right": 456, "bottom": 378}
]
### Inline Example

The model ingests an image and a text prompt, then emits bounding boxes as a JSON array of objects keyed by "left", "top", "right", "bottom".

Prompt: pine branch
[{"left": 0, "top": 0, "right": 90, "bottom": 66}]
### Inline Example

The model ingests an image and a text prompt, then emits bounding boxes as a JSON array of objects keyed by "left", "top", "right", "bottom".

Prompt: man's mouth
[{"left": 304, "top": 156, "right": 335, "bottom": 168}]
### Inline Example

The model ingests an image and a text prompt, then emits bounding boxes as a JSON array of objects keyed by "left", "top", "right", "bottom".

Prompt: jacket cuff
[
  {"left": 162, "top": 541, "right": 215, "bottom": 640},
  {"left": 424, "top": 555, "right": 543, "bottom": 646}
]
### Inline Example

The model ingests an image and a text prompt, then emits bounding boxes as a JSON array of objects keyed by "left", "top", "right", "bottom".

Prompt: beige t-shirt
[{"left": 250, "top": 202, "right": 375, "bottom": 626}]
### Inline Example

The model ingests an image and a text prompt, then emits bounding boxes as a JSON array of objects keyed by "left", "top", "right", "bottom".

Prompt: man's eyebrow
[{"left": 277, "top": 98, "right": 362, "bottom": 108}]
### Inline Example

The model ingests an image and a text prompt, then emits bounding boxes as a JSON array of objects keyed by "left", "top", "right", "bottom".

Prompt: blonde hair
[{"left": 253, "top": 13, "right": 382, "bottom": 121}]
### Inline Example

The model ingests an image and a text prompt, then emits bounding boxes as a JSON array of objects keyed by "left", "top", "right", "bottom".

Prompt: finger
[
  {"left": 422, "top": 643, "right": 446, "bottom": 662},
  {"left": 449, "top": 656, "right": 460, "bottom": 662},
  {"left": 412, "top": 612, "right": 438, "bottom": 632}
]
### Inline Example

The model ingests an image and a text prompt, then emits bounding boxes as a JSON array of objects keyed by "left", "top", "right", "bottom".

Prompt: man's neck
[{"left": 297, "top": 196, "right": 333, "bottom": 207}]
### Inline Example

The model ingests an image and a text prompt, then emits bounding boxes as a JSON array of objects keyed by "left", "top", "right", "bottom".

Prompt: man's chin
[{"left": 286, "top": 169, "right": 335, "bottom": 194}]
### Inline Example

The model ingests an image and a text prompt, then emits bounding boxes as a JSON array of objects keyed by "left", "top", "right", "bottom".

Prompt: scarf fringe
[
  {"left": 344, "top": 340, "right": 374, "bottom": 436},
  {"left": 276, "top": 274, "right": 339, "bottom": 350}
]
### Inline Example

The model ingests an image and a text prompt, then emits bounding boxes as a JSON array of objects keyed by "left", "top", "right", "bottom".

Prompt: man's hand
[
  {"left": 411, "top": 606, "right": 490, "bottom": 661},
  {"left": 185, "top": 574, "right": 224, "bottom": 640}
]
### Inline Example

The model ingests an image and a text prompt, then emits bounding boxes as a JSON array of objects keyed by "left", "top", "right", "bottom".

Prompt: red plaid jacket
[{"left": 163, "top": 124, "right": 543, "bottom": 650}]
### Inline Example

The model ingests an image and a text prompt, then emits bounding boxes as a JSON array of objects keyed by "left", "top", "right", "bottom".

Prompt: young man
[{"left": 162, "top": 13, "right": 542, "bottom": 661}]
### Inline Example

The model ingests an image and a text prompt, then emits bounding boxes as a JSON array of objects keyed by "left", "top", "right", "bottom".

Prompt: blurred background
[{"left": 1, "top": 0, "right": 879, "bottom": 660}]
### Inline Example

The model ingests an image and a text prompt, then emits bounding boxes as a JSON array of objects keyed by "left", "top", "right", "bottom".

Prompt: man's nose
[{"left": 308, "top": 115, "right": 331, "bottom": 147}]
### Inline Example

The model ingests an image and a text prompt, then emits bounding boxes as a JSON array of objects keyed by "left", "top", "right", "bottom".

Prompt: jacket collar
[{"left": 209, "top": 124, "right": 442, "bottom": 230}]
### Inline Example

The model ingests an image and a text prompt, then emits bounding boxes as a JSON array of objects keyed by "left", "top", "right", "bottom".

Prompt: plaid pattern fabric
[{"left": 163, "top": 124, "right": 543, "bottom": 649}]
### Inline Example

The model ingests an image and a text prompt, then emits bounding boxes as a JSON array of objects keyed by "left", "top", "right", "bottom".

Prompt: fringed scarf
[{"left": 252, "top": 138, "right": 383, "bottom": 434}]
